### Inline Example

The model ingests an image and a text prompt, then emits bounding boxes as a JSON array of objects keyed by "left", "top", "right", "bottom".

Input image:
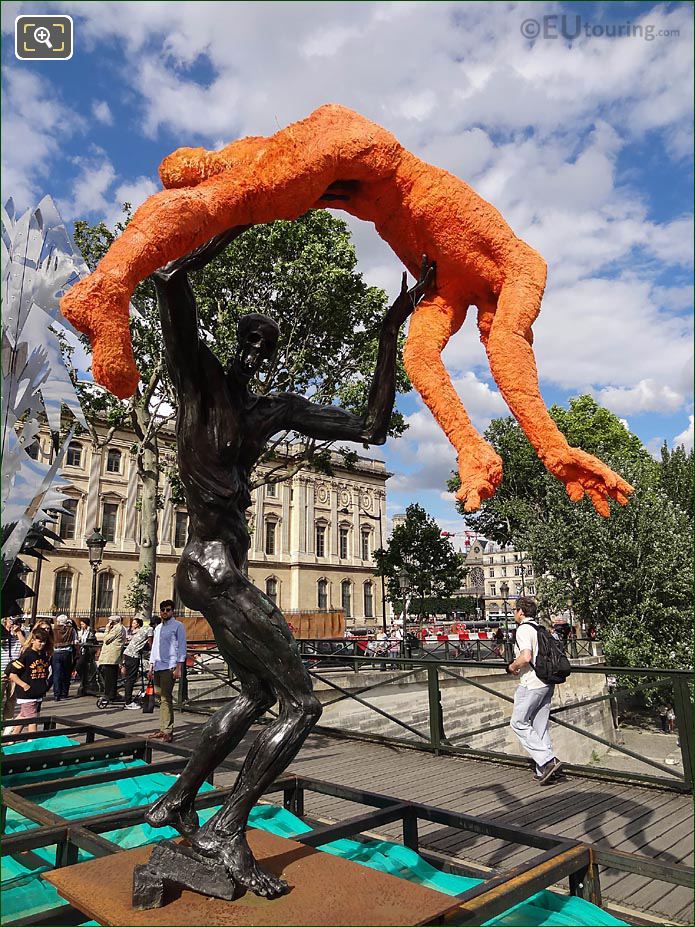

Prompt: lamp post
[
  {"left": 340, "top": 504, "right": 387, "bottom": 633},
  {"left": 86, "top": 527, "right": 107, "bottom": 633},
  {"left": 397, "top": 564, "right": 412, "bottom": 658},
  {"left": 500, "top": 580, "right": 510, "bottom": 655}
]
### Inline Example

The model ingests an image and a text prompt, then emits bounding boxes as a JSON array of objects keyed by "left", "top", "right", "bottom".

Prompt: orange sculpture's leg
[
  {"left": 404, "top": 295, "right": 503, "bottom": 511},
  {"left": 484, "top": 267, "right": 633, "bottom": 516}
]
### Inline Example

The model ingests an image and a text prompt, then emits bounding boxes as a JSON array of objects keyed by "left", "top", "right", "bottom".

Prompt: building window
[
  {"left": 528, "top": 584, "right": 536, "bottom": 595},
  {"left": 363, "top": 581, "right": 374, "bottom": 618},
  {"left": 265, "top": 577, "right": 278, "bottom": 605},
  {"left": 102, "top": 502, "right": 118, "bottom": 543},
  {"left": 489, "top": 568, "right": 495, "bottom": 578},
  {"left": 316, "top": 524, "right": 326, "bottom": 558},
  {"left": 26, "top": 440, "right": 40, "bottom": 460},
  {"left": 317, "top": 579, "right": 328, "bottom": 610},
  {"left": 266, "top": 482, "right": 276, "bottom": 498},
  {"left": 514, "top": 566, "right": 523, "bottom": 576},
  {"left": 59, "top": 499, "right": 78, "bottom": 541},
  {"left": 106, "top": 448, "right": 121, "bottom": 473},
  {"left": 341, "top": 580, "right": 351, "bottom": 618},
  {"left": 265, "top": 520, "right": 276, "bottom": 556},
  {"left": 339, "top": 526, "right": 349, "bottom": 560},
  {"left": 66, "top": 441, "right": 83, "bottom": 468},
  {"left": 515, "top": 583, "right": 522, "bottom": 596},
  {"left": 173, "top": 580, "right": 185, "bottom": 614},
  {"left": 174, "top": 511, "right": 188, "bottom": 548},
  {"left": 360, "top": 528, "right": 370, "bottom": 561},
  {"left": 96, "top": 571, "right": 114, "bottom": 612},
  {"left": 490, "top": 583, "right": 496, "bottom": 596},
  {"left": 502, "top": 566, "right": 507, "bottom": 576},
  {"left": 54, "top": 570, "right": 72, "bottom": 611}
]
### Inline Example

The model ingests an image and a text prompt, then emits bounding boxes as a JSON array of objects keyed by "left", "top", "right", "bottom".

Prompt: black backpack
[{"left": 526, "top": 622, "right": 572, "bottom": 684}]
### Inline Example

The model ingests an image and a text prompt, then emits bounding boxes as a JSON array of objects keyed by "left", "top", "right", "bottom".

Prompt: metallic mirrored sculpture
[{"left": 1, "top": 196, "right": 85, "bottom": 608}]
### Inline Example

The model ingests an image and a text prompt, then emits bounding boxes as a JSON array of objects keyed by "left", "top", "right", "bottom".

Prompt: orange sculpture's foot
[
  {"left": 455, "top": 447, "right": 504, "bottom": 512},
  {"left": 546, "top": 446, "right": 634, "bottom": 517}
]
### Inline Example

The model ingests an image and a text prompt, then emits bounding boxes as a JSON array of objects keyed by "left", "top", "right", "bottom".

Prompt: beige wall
[{"left": 29, "top": 423, "right": 389, "bottom": 626}]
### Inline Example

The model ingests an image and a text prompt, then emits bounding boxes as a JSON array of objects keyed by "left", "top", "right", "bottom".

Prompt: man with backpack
[{"left": 508, "top": 597, "right": 571, "bottom": 785}]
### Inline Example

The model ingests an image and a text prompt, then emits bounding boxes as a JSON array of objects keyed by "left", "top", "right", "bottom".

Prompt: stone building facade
[
  {"left": 461, "top": 539, "right": 536, "bottom": 620},
  {"left": 28, "top": 421, "right": 389, "bottom": 625}
]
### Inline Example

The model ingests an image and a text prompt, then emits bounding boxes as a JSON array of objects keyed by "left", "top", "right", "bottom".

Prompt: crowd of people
[{"left": 2, "top": 600, "right": 187, "bottom": 744}]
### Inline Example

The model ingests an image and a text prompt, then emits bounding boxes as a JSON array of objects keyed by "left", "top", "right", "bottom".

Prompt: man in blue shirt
[{"left": 148, "top": 599, "right": 186, "bottom": 742}]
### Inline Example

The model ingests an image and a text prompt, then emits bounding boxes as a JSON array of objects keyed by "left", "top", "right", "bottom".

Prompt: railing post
[
  {"left": 569, "top": 852, "right": 602, "bottom": 906},
  {"left": 672, "top": 676, "right": 693, "bottom": 789},
  {"left": 427, "top": 664, "right": 442, "bottom": 754},
  {"left": 402, "top": 807, "right": 419, "bottom": 851}
]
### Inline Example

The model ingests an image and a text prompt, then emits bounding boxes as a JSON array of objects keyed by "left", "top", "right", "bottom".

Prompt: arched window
[
  {"left": 54, "top": 570, "right": 73, "bottom": 612},
  {"left": 106, "top": 448, "right": 121, "bottom": 473},
  {"left": 66, "top": 441, "right": 82, "bottom": 467},
  {"left": 265, "top": 577, "right": 278, "bottom": 605},
  {"left": 317, "top": 578, "right": 328, "bottom": 610},
  {"left": 265, "top": 520, "right": 276, "bottom": 555},
  {"left": 363, "top": 581, "right": 374, "bottom": 618},
  {"left": 341, "top": 580, "right": 351, "bottom": 618},
  {"left": 96, "top": 571, "right": 114, "bottom": 612},
  {"left": 360, "top": 527, "right": 370, "bottom": 561},
  {"left": 59, "top": 499, "right": 78, "bottom": 541}
]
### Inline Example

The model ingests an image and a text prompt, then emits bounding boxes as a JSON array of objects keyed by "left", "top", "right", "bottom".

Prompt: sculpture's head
[{"left": 231, "top": 313, "right": 280, "bottom": 383}]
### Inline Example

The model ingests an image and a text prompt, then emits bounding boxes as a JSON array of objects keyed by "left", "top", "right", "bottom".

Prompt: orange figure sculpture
[{"left": 60, "top": 104, "right": 632, "bottom": 516}]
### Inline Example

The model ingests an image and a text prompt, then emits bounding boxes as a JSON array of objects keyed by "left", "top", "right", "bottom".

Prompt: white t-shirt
[{"left": 514, "top": 619, "right": 547, "bottom": 690}]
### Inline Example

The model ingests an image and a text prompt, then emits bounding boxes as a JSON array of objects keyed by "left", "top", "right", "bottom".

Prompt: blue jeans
[
  {"left": 510, "top": 684, "right": 555, "bottom": 771},
  {"left": 52, "top": 649, "right": 73, "bottom": 699}
]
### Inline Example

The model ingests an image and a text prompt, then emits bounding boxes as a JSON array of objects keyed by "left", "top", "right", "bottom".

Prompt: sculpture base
[
  {"left": 44, "top": 830, "right": 461, "bottom": 925},
  {"left": 132, "top": 840, "right": 243, "bottom": 909}
]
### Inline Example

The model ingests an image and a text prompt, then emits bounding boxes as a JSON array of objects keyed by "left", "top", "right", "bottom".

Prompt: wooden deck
[{"left": 43, "top": 700, "right": 694, "bottom": 925}]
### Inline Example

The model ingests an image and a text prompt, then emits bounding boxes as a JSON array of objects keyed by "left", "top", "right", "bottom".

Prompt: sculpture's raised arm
[{"left": 279, "top": 256, "right": 435, "bottom": 445}]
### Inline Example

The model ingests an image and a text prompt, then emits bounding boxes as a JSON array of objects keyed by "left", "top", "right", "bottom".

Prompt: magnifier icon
[{"left": 34, "top": 26, "right": 53, "bottom": 49}]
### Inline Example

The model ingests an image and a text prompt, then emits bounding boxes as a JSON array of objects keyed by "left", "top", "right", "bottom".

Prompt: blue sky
[{"left": 2, "top": 1, "right": 693, "bottom": 541}]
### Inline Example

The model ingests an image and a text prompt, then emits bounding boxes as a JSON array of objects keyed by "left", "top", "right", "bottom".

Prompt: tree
[
  {"left": 448, "top": 396, "right": 693, "bottom": 670},
  {"left": 373, "top": 504, "right": 465, "bottom": 615},
  {"left": 659, "top": 441, "right": 693, "bottom": 518},
  {"left": 72, "top": 208, "right": 411, "bottom": 619}
]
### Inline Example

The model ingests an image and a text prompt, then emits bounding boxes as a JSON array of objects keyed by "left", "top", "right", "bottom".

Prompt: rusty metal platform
[{"left": 44, "top": 830, "right": 461, "bottom": 926}]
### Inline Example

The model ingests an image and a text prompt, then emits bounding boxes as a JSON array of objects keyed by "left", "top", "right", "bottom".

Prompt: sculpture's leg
[
  {"left": 145, "top": 669, "right": 275, "bottom": 836},
  {"left": 484, "top": 269, "right": 633, "bottom": 515},
  {"left": 404, "top": 294, "right": 503, "bottom": 510}
]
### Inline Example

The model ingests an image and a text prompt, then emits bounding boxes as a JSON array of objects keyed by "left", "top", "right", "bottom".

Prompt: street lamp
[
  {"left": 397, "top": 564, "right": 412, "bottom": 657},
  {"left": 340, "top": 504, "right": 387, "bottom": 633},
  {"left": 86, "top": 527, "right": 107, "bottom": 633},
  {"left": 500, "top": 580, "right": 510, "bottom": 651}
]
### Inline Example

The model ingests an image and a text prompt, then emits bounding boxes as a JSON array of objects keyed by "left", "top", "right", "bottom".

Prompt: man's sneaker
[
  {"left": 123, "top": 702, "right": 141, "bottom": 710},
  {"left": 159, "top": 732, "right": 173, "bottom": 743},
  {"left": 538, "top": 758, "right": 563, "bottom": 785}
]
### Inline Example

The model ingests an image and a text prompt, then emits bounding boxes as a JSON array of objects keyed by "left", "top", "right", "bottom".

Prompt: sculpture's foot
[
  {"left": 192, "top": 829, "right": 290, "bottom": 899},
  {"left": 547, "top": 446, "right": 633, "bottom": 517},
  {"left": 145, "top": 793, "right": 200, "bottom": 837},
  {"left": 132, "top": 841, "right": 242, "bottom": 910},
  {"left": 455, "top": 447, "right": 503, "bottom": 512}
]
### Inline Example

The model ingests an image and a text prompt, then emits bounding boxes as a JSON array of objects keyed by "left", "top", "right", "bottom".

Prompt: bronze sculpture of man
[{"left": 143, "top": 226, "right": 434, "bottom": 900}]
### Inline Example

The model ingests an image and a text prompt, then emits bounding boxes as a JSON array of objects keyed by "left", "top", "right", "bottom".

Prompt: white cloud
[
  {"left": 92, "top": 100, "right": 114, "bottom": 125},
  {"left": 597, "top": 379, "right": 685, "bottom": 416},
  {"left": 1, "top": 67, "right": 85, "bottom": 210},
  {"left": 673, "top": 415, "right": 694, "bottom": 452}
]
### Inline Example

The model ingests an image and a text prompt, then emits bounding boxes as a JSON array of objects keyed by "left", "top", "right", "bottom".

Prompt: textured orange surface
[{"left": 61, "top": 104, "right": 632, "bottom": 515}]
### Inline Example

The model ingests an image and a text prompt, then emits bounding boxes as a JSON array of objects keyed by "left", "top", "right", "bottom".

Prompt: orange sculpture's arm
[{"left": 60, "top": 104, "right": 632, "bottom": 516}]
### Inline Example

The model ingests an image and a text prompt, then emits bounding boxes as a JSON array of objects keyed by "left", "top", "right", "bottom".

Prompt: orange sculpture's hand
[{"left": 545, "top": 446, "right": 634, "bottom": 516}]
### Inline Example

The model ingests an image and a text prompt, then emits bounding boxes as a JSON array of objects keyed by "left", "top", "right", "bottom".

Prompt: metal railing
[{"left": 175, "top": 648, "right": 693, "bottom": 793}]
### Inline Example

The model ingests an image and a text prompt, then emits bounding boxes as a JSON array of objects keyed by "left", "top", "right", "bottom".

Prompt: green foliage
[
  {"left": 124, "top": 565, "right": 154, "bottom": 612},
  {"left": 373, "top": 504, "right": 465, "bottom": 607},
  {"left": 448, "top": 396, "right": 693, "bottom": 671}
]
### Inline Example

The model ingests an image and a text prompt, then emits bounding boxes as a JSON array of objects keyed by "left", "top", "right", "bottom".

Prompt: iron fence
[{"left": 176, "top": 648, "right": 693, "bottom": 793}]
